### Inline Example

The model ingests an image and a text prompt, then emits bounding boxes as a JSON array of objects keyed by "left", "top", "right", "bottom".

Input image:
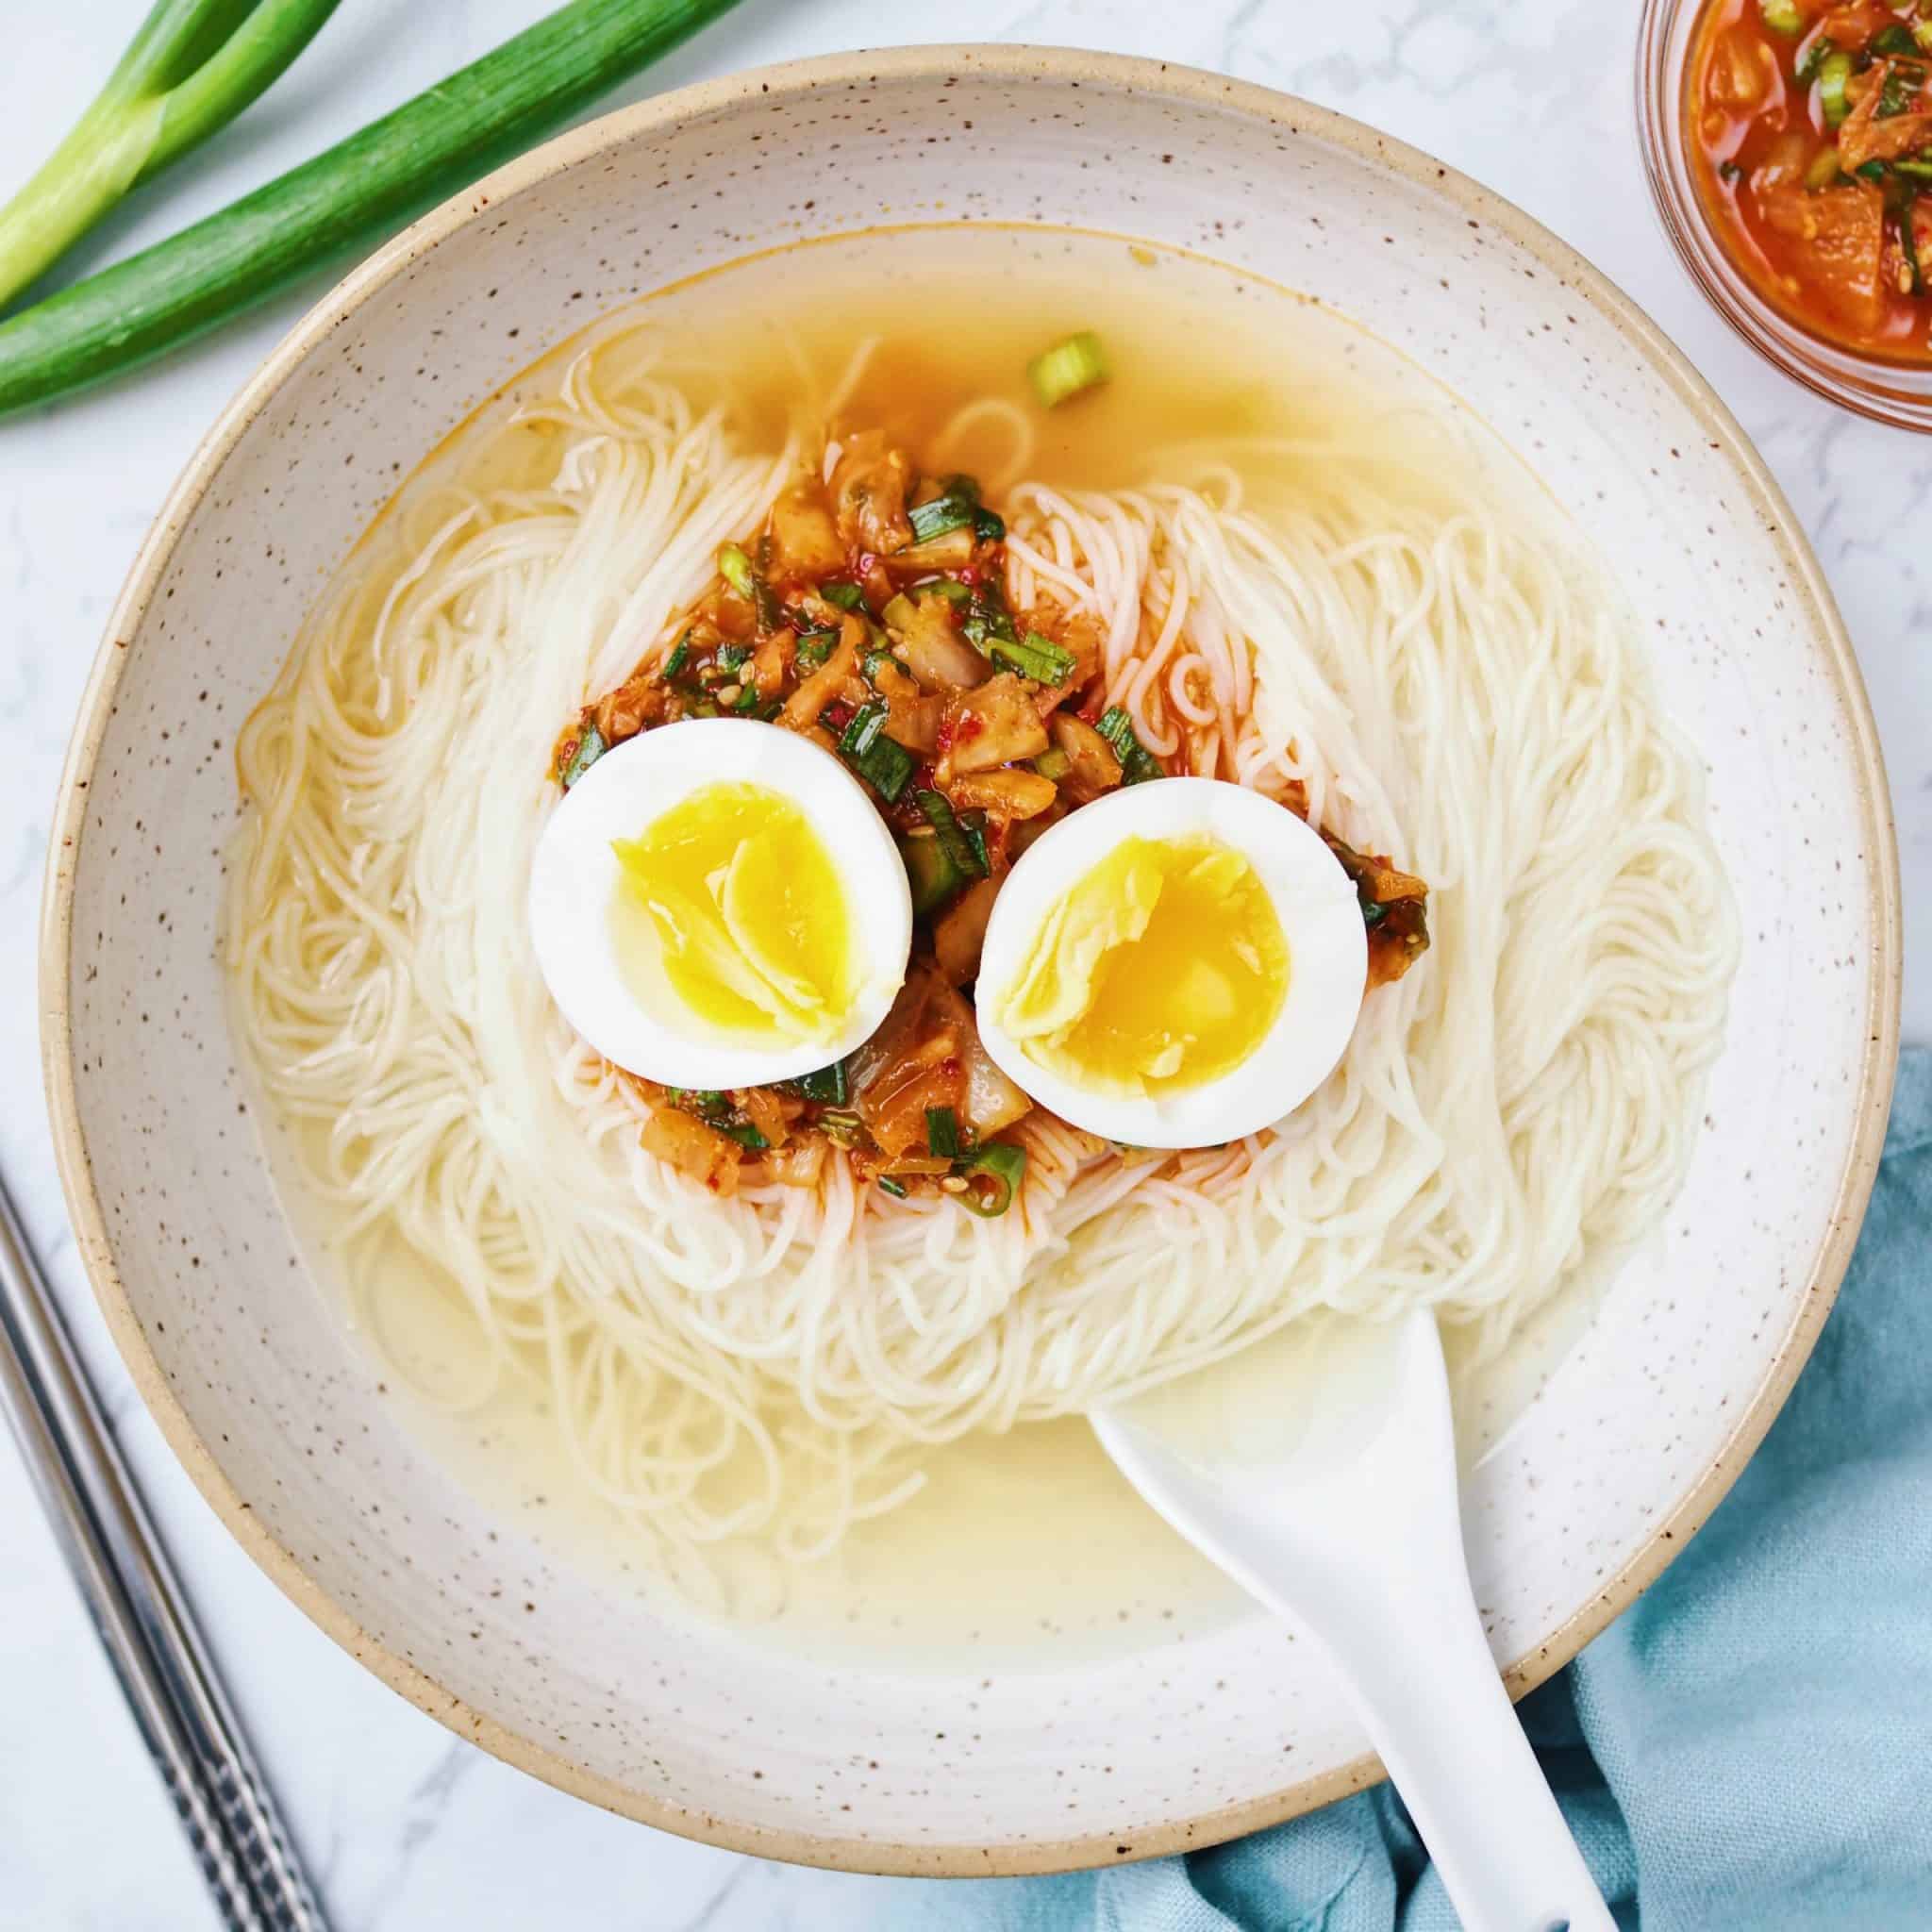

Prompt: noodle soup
[{"left": 226, "top": 226, "right": 1734, "bottom": 1649}]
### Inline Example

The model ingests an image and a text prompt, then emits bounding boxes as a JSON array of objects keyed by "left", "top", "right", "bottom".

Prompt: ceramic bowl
[{"left": 42, "top": 46, "right": 1900, "bottom": 1874}]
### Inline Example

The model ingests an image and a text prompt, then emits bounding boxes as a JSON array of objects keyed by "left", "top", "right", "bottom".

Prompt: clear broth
[{"left": 251, "top": 224, "right": 1590, "bottom": 1671}]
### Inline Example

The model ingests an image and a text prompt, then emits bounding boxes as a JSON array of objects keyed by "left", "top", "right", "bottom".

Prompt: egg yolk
[
  {"left": 991, "top": 834, "right": 1288, "bottom": 1098},
  {"left": 609, "top": 781, "right": 855, "bottom": 1045}
]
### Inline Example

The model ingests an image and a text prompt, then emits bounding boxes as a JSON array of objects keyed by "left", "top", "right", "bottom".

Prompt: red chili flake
[
  {"left": 823, "top": 701, "right": 855, "bottom": 734},
  {"left": 958, "top": 565, "right": 980, "bottom": 587},
  {"left": 955, "top": 714, "right": 985, "bottom": 743}
]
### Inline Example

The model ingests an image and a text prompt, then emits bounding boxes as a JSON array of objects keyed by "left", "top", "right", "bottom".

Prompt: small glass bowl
[{"left": 1638, "top": 0, "right": 1932, "bottom": 430}]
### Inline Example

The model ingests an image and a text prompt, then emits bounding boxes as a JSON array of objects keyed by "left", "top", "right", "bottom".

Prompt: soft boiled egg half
[
  {"left": 974, "top": 778, "right": 1368, "bottom": 1149},
  {"left": 527, "top": 718, "right": 912, "bottom": 1090}
]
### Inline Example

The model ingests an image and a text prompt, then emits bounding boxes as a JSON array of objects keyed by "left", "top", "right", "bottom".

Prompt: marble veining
[{"left": 0, "top": 2, "right": 1923, "bottom": 1927}]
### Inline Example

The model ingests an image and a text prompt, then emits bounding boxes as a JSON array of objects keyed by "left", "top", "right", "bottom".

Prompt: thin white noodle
[
  {"left": 227, "top": 316, "right": 1735, "bottom": 1583},
  {"left": 928, "top": 396, "right": 1037, "bottom": 498},
  {"left": 823, "top": 335, "right": 880, "bottom": 423}
]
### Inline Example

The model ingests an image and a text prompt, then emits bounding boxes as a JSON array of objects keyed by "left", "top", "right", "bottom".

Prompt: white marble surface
[{"left": 0, "top": 2, "right": 1924, "bottom": 1926}]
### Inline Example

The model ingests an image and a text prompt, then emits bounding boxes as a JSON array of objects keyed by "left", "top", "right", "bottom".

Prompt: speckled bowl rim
[{"left": 40, "top": 43, "right": 1903, "bottom": 1878}]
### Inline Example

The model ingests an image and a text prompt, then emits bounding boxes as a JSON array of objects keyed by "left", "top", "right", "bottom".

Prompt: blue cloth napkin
[{"left": 837, "top": 1045, "right": 1932, "bottom": 1930}]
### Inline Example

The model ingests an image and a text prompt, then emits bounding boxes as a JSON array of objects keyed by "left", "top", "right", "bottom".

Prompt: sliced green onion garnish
[
  {"left": 822, "top": 582, "right": 867, "bottom": 611},
  {"left": 1820, "top": 49, "right": 1854, "bottom": 126},
  {"left": 718, "top": 1120, "right": 769, "bottom": 1151},
  {"left": 716, "top": 641, "right": 750, "bottom": 672},
  {"left": 794, "top": 627, "right": 838, "bottom": 667},
  {"left": 1095, "top": 705, "right": 1165, "bottom": 784},
  {"left": 673, "top": 1089, "right": 729, "bottom": 1117},
  {"left": 841, "top": 707, "right": 913, "bottom": 801},
  {"left": 1026, "top": 330, "right": 1108, "bottom": 408},
  {"left": 924, "top": 578, "right": 973, "bottom": 605},
  {"left": 1806, "top": 145, "right": 1848, "bottom": 189},
  {"left": 1758, "top": 0, "right": 1804, "bottom": 32},
  {"left": 658, "top": 634, "right": 691, "bottom": 682},
  {"left": 907, "top": 491, "right": 976, "bottom": 545},
  {"left": 1893, "top": 154, "right": 1932, "bottom": 176},
  {"left": 973, "top": 507, "right": 1006, "bottom": 542},
  {"left": 787, "top": 1061, "right": 850, "bottom": 1107},
  {"left": 1872, "top": 23, "right": 1920, "bottom": 58},
  {"left": 1032, "top": 746, "right": 1072, "bottom": 782},
  {"left": 958, "top": 1142, "right": 1026, "bottom": 1218},
  {"left": 900, "top": 826, "right": 967, "bottom": 915},
  {"left": 1878, "top": 61, "right": 1924, "bottom": 117},
  {"left": 558, "top": 720, "right": 606, "bottom": 790},
  {"left": 717, "top": 542, "right": 755, "bottom": 597},
  {"left": 819, "top": 1108, "right": 864, "bottom": 1145},
  {"left": 876, "top": 1174, "right": 910, "bottom": 1199},
  {"left": 1857, "top": 158, "right": 1889, "bottom": 180},
  {"left": 915, "top": 790, "right": 986, "bottom": 881},
  {"left": 961, "top": 580, "right": 1019, "bottom": 653},
  {"left": 840, "top": 703, "right": 888, "bottom": 758},
  {"left": 925, "top": 1107, "right": 961, "bottom": 1159},
  {"left": 855, "top": 737, "right": 914, "bottom": 802},
  {"left": 688, "top": 696, "right": 721, "bottom": 718},
  {"left": 863, "top": 649, "right": 897, "bottom": 685},
  {"left": 989, "top": 630, "right": 1075, "bottom": 684},
  {"left": 729, "top": 683, "right": 760, "bottom": 711},
  {"left": 1901, "top": 190, "right": 1924, "bottom": 293},
  {"left": 964, "top": 824, "right": 991, "bottom": 874},
  {"left": 1796, "top": 36, "right": 1832, "bottom": 85}
]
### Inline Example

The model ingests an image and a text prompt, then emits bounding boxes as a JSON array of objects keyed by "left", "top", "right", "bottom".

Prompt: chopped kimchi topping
[
  {"left": 1689, "top": 0, "right": 1932, "bottom": 358},
  {"left": 552, "top": 432, "right": 1431, "bottom": 1205},
  {"left": 1760, "top": 177, "right": 1888, "bottom": 329}
]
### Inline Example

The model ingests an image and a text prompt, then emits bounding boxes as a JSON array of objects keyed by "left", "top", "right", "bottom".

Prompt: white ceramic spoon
[{"left": 1091, "top": 1307, "right": 1614, "bottom": 1932}]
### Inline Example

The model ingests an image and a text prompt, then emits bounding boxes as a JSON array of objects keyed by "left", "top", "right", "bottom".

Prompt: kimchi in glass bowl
[{"left": 1640, "top": 0, "right": 1932, "bottom": 427}]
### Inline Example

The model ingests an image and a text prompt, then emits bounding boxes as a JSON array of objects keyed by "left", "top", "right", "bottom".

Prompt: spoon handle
[
  {"left": 1222, "top": 1313, "right": 1613, "bottom": 1932},
  {"left": 1273, "top": 1545, "right": 1614, "bottom": 1932},
  {"left": 1097, "top": 1309, "right": 1613, "bottom": 1932}
]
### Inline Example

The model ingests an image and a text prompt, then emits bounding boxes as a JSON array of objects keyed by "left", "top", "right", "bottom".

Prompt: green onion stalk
[
  {"left": 0, "top": 0, "right": 741, "bottom": 417},
  {"left": 0, "top": 0, "right": 343, "bottom": 310}
]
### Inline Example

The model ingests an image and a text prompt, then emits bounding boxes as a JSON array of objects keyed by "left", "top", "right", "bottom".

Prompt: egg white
[
  {"left": 527, "top": 718, "right": 912, "bottom": 1090},
  {"left": 974, "top": 778, "right": 1368, "bottom": 1149}
]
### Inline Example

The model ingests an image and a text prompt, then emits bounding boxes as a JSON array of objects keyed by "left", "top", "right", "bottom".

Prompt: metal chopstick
[{"left": 0, "top": 1161, "right": 329, "bottom": 1932}]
